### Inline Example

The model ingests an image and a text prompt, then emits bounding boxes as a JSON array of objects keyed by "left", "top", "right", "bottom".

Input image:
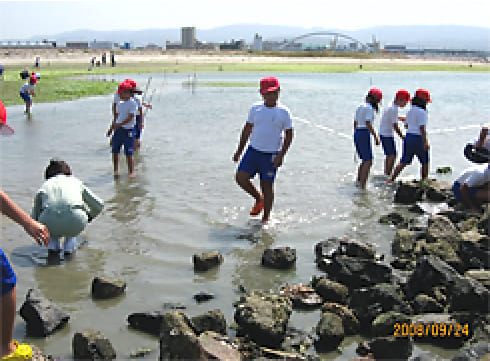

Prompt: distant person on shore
[
  {"left": 34, "top": 56, "right": 40, "bottom": 69},
  {"left": 388, "top": 89, "right": 432, "bottom": 183},
  {"left": 353, "top": 88, "right": 382, "bottom": 189},
  {"left": 31, "top": 159, "right": 104, "bottom": 258},
  {"left": 232, "top": 76, "right": 294, "bottom": 223},
  {"left": 19, "top": 73, "right": 37, "bottom": 116},
  {"left": 452, "top": 163, "right": 489, "bottom": 212},
  {"left": 379, "top": 90, "right": 410, "bottom": 176},
  {"left": 110, "top": 52, "right": 115, "bottom": 67},
  {"left": 0, "top": 63, "right": 4, "bottom": 80},
  {"left": 107, "top": 80, "right": 138, "bottom": 177},
  {"left": 1, "top": 104, "right": 50, "bottom": 360},
  {"left": 101, "top": 52, "right": 106, "bottom": 65}
]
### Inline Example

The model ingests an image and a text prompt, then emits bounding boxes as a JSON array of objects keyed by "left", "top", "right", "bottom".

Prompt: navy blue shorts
[
  {"left": 112, "top": 127, "right": 135, "bottom": 156},
  {"left": 238, "top": 146, "right": 278, "bottom": 182},
  {"left": 134, "top": 115, "right": 142, "bottom": 140},
  {"left": 20, "top": 92, "right": 31, "bottom": 102},
  {"left": 1, "top": 249, "right": 16, "bottom": 296},
  {"left": 381, "top": 136, "right": 396, "bottom": 156},
  {"left": 354, "top": 128, "right": 373, "bottom": 161},
  {"left": 452, "top": 181, "right": 478, "bottom": 201},
  {"left": 400, "top": 133, "right": 429, "bottom": 165}
]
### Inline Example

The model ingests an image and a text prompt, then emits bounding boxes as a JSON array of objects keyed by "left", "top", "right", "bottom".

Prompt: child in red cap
[
  {"left": 379, "top": 90, "right": 410, "bottom": 176},
  {"left": 353, "top": 88, "right": 382, "bottom": 189},
  {"left": 19, "top": 74, "right": 37, "bottom": 116},
  {"left": 232, "top": 76, "right": 294, "bottom": 223},
  {"left": 389, "top": 89, "right": 432, "bottom": 182}
]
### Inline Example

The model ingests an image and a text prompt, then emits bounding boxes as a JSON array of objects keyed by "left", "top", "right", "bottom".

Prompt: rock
[
  {"left": 451, "top": 341, "right": 490, "bottom": 361},
  {"left": 321, "top": 255, "right": 394, "bottom": 289},
  {"left": 351, "top": 283, "right": 412, "bottom": 317},
  {"left": 412, "top": 294, "right": 444, "bottom": 314},
  {"left": 321, "top": 302, "right": 360, "bottom": 335},
  {"left": 127, "top": 311, "right": 165, "bottom": 336},
  {"left": 371, "top": 311, "right": 411, "bottom": 337},
  {"left": 338, "top": 239, "right": 376, "bottom": 260},
  {"left": 379, "top": 212, "right": 408, "bottom": 227},
  {"left": 279, "top": 283, "right": 323, "bottom": 309},
  {"left": 259, "top": 346, "right": 308, "bottom": 360},
  {"left": 193, "top": 291, "right": 215, "bottom": 303},
  {"left": 418, "top": 239, "right": 463, "bottom": 271},
  {"left": 191, "top": 309, "right": 227, "bottom": 335},
  {"left": 91, "top": 276, "right": 126, "bottom": 299},
  {"left": 313, "top": 277, "right": 349, "bottom": 305},
  {"left": 459, "top": 235, "right": 490, "bottom": 270},
  {"left": 72, "top": 329, "right": 116, "bottom": 360},
  {"left": 314, "top": 312, "right": 344, "bottom": 351},
  {"left": 368, "top": 335, "right": 413, "bottom": 360},
  {"left": 410, "top": 313, "right": 469, "bottom": 348},
  {"left": 193, "top": 251, "right": 223, "bottom": 271},
  {"left": 425, "top": 179, "right": 452, "bottom": 202},
  {"left": 426, "top": 215, "right": 463, "bottom": 248},
  {"left": 281, "top": 327, "right": 317, "bottom": 359},
  {"left": 234, "top": 292, "right": 292, "bottom": 347},
  {"left": 394, "top": 180, "right": 424, "bottom": 204},
  {"left": 450, "top": 275, "right": 489, "bottom": 313},
  {"left": 198, "top": 331, "right": 241, "bottom": 361},
  {"left": 409, "top": 351, "right": 444, "bottom": 361},
  {"left": 159, "top": 311, "right": 204, "bottom": 360},
  {"left": 392, "top": 229, "right": 417, "bottom": 258},
  {"left": 465, "top": 269, "right": 490, "bottom": 289},
  {"left": 314, "top": 238, "right": 342, "bottom": 260},
  {"left": 19, "top": 288, "right": 70, "bottom": 337},
  {"left": 262, "top": 247, "right": 296, "bottom": 269}
]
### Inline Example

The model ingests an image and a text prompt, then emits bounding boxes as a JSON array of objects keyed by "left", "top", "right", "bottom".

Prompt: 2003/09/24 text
[{"left": 393, "top": 323, "right": 469, "bottom": 338}]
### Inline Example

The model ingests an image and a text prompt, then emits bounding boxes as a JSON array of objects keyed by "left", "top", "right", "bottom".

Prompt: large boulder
[
  {"left": 426, "top": 215, "right": 463, "bottom": 248},
  {"left": 392, "top": 229, "right": 417, "bottom": 257},
  {"left": 314, "top": 312, "right": 344, "bottom": 351},
  {"left": 261, "top": 247, "right": 296, "bottom": 269},
  {"left": 451, "top": 341, "right": 490, "bottom": 361},
  {"left": 191, "top": 309, "right": 227, "bottom": 335},
  {"left": 410, "top": 313, "right": 469, "bottom": 348},
  {"left": 19, "top": 288, "right": 70, "bottom": 337},
  {"left": 91, "top": 276, "right": 126, "bottom": 299},
  {"left": 127, "top": 311, "right": 165, "bottom": 336},
  {"left": 72, "top": 329, "right": 116, "bottom": 360},
  {"left": 321, "top": 302, "right": 360, "bottom": 335},
  {"left": 234, "top": 292, "right": 292, "bottom": 347},
  {"left": 193, "top": 251, "right": 223, "bottom": 272},
  {"left": 394, "top": 180, "right": 424, "bottom": 204},
  {"left": 159, "top": 311, "right": 204, "bottom": 360},
  {"left": 371, "top": 311, "right": 411, "bottom": 337},
  {"left": 198, "top": 331, "right": 241, "bottom": 361},
  {"left": 368, "top": 335, "right": 413, "bottom": 360},
  {"left": 313, "top": 277, "right": 349, "bottom": 305}
]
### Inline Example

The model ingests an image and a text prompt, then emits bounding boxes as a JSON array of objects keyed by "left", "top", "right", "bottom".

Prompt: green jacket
[{"left": 32, "top": 175, "right": 104, "bottom": 237}]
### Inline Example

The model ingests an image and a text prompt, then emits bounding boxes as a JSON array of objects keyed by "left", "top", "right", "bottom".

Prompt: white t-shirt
[
  {"left": 133, "top": 94, "right": 143, "bottom": 109},
  {"left": 115, "top": 99, "right": 137, "bottom": 129},
  {"left": 379, "top": 103, "right": 399, "bottom": 137},
  {"left": 354, "top": 103, "right": 375, "bottom": 129},
  {"left": 20, "top": 83, "right": 36, "bottom": 94},
  {"left": 247, "top": 102, "right": 293, "bottom": 153},
  {"left": 113, "top": 92, "right": 120, "bottom": 103},
  {"left": 456, "top": 164, "right": 490, "bottom": 188},
  {"left": 405, "top": 105, "right": 427, "bottom": 135}
]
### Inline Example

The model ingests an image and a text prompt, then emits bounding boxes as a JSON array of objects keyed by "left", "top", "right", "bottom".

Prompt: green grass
[{"left": 1, "top": 59, "right": 488, "bottom": 105}]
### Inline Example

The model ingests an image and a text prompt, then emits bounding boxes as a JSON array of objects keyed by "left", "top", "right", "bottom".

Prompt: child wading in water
[
  {"left": 389, "top": 89, "right": 432, "bottom": 183},
  {"left": 107, "top": 80, "right": 138, "bottom": 177},
  {"left": 232, "top": 76, "right": 294, "bottom": 223},
  {"left": 19, "top": 73, "right": 37, "bottom": 116},
  {"left": 353, "top": 88, "right": 382, "bottom": 189},
  {"left": 379, "top": 90, "right": 410, "bottom": 176}
]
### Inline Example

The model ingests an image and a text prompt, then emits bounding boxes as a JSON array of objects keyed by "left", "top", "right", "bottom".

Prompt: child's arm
[
  {"left": 107, "top": 113, "right": 134, "bottom": 136},
  {"left": 366, "top": 121, "right": 380, "bottom": 146},
  {"left": 142, "top": 102, "right": 152, "bottom": 109},
  {"left": 1, "top": 189, "right": 49, "bottom": 246},
  {"left": 139, "top": 107, "right": 143, "bottom": 130},
  {"left": 233, "top": 123, "right": 253, "bottom": 162},
  {"left": 393, "top": 123, "right": 404, "bottom": 139},
  {"left": 476, "top": 126, "right": 488, "bottom": 148},
  {"left": 82, "top": 186, "right": 104, "bottom": 222},
  {"left": 273, "top": 128, "right": 293, "bottom": 168}
]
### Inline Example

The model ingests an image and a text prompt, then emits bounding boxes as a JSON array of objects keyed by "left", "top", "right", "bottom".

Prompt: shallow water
[{"left": 1, "top": 71, "right": 489, "bottom": 360}]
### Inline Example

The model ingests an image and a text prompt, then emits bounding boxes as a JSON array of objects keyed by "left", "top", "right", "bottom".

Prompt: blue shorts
[
  {"left": 238, "top": 146, "right": 278, "bottom": 182},
  {"left": 380, "top": 136, "right": 396, "bottom": 156},
  {"left": 112, "top": 127, "right": 135, "bottom": 156},
  {"left": 354, "top": 128, "right": 373, "bottom": 161},
  {"left": 400, "top": 133, "right": 429, "bottom": 165},
  {"left": 134, "top": 115, "right": 142, "bottom": 140},
  {"left": 20, "top": 92, "right": 31, "bottom": 102},
  {"left": 1, "top": 249, "right": 16, "bottom": 296},
  {"left": 452, "top": 181, "right": 478, "bottom": 201}
]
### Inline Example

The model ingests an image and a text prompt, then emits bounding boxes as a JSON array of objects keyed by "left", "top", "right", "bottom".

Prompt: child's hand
[
  {"left": 273, "top": 154, "right": 284, "bottom": 168},
  {"left": 24, "top": 219, "right": 50, "bottom": 247},
  {"left": 106, "top": 128, "right": 113, "bottom": 137}
]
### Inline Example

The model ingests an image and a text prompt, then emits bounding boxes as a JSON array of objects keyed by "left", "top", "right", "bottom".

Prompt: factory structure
[{"left": 1, "top": 27, "right": 488, "bottom": 58}]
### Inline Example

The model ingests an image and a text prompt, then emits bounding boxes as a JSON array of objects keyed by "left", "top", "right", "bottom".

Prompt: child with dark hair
[
  {"left": 32, "top": 159, "right": 104, "bottom": 257},
  {"left": 353, "top": 88, "right": 382, "bottom": 189}
]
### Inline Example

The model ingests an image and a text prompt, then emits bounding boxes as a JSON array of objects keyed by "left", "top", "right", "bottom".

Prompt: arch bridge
[{"left": 278, "top": 31, "right": 367, "bottom": 50}]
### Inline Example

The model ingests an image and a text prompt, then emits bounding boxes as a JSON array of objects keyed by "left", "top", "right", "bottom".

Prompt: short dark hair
[{"left": 45, "top": 159, "right": 72, "bottom": 179}]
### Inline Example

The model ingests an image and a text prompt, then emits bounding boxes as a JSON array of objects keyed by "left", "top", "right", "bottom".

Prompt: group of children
[{"left": 353, "top": 87, "right": 432, "bottom": 189}]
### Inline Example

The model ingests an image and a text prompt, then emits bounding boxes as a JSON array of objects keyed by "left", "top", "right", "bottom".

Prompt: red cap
[
  {"left": 117, "top": 81, "right": 133, "bottom": 93},
  {"left": 0, "top": 101, "right": 14, "bottom": 136},
  {"left": 260, "top": 76, "right": 280, "bottom": 94},
  {"left": 395, "top": 90, "right": 411, "bottom": 102},
  {"left": 124, "top": 79, "right": 137, "bottom": 88},
  {"left": 368, "top": 87, "right": 383, "bottom": 102},
  {"left": 29, "top": 74, "right": 38, "bottom": 84},
  {"left": 415, "top": 89, "right": 432, "bottom": 103}
]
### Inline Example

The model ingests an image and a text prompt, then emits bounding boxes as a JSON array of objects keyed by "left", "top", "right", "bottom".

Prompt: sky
[{"left": 1, "top": 0, "right": 489, "bottom": 39}]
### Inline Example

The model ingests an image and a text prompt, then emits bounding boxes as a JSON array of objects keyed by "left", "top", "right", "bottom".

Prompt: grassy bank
[{"left": 1, "top": 60, "right": 488, "bottom": 105}]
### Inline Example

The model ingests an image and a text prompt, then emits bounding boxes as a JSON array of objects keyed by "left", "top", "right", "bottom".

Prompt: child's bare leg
[
  {"left": 0, "top": 287, "right": 17, "bottom": 358},
  {"left": 260, "top": 180, "right": 274, "bottom": 222},
  {"left": 126, "top": 154, "right": 135, "bottom": 177},
  {"left": 235, "top": 170, "right": 262, "bottom": 201},
  {"left": 421, "top": 163, "right": 429, "bottom": 180},
  {"left": 385, "top": 155, "right": 396, "bottom": 176},
  {"left": 112, "top": 153, "right": 119, "bottom": 174},
  {"left": 390, "top": 162, "right": 407, "bottom": 182},
  {"left": 357, "top": 160, "right": 372, "bottom": 189}
]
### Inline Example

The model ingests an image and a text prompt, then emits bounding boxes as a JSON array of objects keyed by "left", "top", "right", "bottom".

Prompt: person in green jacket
[{"left": 32, "top": 159, "right": 104, "bottom": 257}]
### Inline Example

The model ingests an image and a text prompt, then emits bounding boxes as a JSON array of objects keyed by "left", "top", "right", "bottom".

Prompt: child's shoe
[
  {"left": 249, "top": 198, "right": 264, "bottom": 216},
  {"left": 1, "top": 341, "right": 32, "bottom": 360}
]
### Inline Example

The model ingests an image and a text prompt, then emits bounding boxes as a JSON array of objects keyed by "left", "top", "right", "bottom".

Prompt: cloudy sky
[{"left": 1, "top": 0, "right": 489, "bottom": 39}]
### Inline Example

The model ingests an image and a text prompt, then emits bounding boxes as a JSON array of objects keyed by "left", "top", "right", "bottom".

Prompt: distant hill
[{"left": 7, "top": 24, "right": 490, "bottom": 50}]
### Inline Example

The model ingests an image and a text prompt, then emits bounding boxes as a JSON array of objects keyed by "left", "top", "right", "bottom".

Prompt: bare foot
[{"left": 128, "top": 173, "right": 136, "bottom": 178}]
